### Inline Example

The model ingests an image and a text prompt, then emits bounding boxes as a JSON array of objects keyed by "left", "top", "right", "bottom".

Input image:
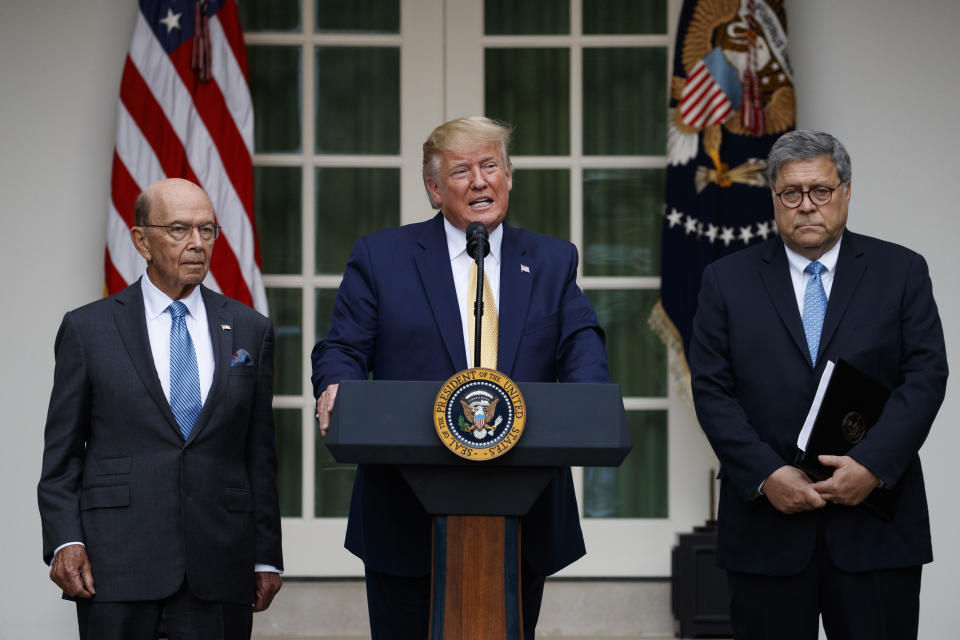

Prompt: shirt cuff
[
  {"left": 255, "top": 564, "right": 282, "bottom": 574},
  {"left": 54, "top": 541, "right": 85, "bottom": 557}
]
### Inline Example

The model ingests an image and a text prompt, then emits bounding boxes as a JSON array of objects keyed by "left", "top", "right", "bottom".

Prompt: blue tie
[
  {"left": 802, "top": 261, "right": 828, "bottom": 366},
  {"left": 168, "top": 301, "right": 202, "bottom": 439}
]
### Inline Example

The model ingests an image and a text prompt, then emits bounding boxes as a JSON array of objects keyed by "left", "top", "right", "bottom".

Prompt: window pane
[
  {"left": 315, "top": 168, "right": 400, "bottom": 274},
  {"left": 274, "top": 408, "right": 302, "bottom": 518},
  {"left": 507, "top": 169, "right": 570, "bottom": 240},
  {"left": 583, "top": 168, "right": 664, "bottom": 276},
  {"left": 315, "top": 289, "right": 340, "bottom": 345},
  {"left": 254, "top": 166, "right": 301, "bottom": 275},
  {"left": 586, "top": 289, "right": 666, "bottom": 397},
  {"left": 485, "top": 0, "right": 570, "bottom": 35},
  {"left": 247, "top": 46, "right": 301, "bottom": 153},
  {"left": 266, "top": 288, "right": 302, "bottom": 396},
  {"left": 485, "top": 49, "right": 570, "bottom": 156},
  {"left": 315, "top": 436, "right": 356, "bottom": 517},
  {"left": 583, "top": 410, "right": 667, "bottom": 518},
  {"left": 583, "top": 47, "right": 666, "bottom": 156},
  {"left": 316, "top": 47, "right": 399, "bottom": 154},
  {"left": 238, "top": 0, "right": 300, "bottom": 32},
  {"left": 582, "top": 0, "right": 666, "bottom": 35},
  {"left": 317, "top": 0, "right": 399, "bottom": 33}
]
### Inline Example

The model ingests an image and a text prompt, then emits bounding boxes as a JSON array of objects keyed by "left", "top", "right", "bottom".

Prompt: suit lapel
[
  {"left": 818, "top": 232, "right": 866, "bottom": 360},
  {"left": 758, "top": 239, "right": 811, "bottom": 365},
  {"left": 113, "top": 279, "right": 182, "bottom": 438},
  {"left": 497, "top": 224, "right": 531, "bottom": 377},
  {"left": 413, "top": 214, "right": 468, "bottom": 371},
  {"left": 188, "top": 287, "right": 232, "bottom": 443}
]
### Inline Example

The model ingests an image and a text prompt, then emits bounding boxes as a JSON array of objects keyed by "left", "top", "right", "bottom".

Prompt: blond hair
[{"left": 422, "top": 116, "right": 513, "bottom": 208}]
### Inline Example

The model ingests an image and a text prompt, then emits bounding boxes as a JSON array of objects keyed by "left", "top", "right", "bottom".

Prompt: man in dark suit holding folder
[{"left": 689, "top": 130, "right": 947, "bottom": 639}]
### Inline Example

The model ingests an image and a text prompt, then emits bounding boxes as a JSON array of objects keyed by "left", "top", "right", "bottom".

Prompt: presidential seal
[
  {"left": 840, "top": 411, "right": 867, "bottom": 444},
  {"left": 433, "top": 368, "right": 526, "bottom": 461}
]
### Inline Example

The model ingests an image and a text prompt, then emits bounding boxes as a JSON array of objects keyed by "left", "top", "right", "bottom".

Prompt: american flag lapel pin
[
  {"left": 221, "top": 324, "right": 232, "bottom": 331},
  {"left": 520, "top": 264, "right": 530, "bottom": 273}
]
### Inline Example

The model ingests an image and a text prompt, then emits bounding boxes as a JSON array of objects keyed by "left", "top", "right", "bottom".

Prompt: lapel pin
[
  {"left": 520, "top": 264, "right": 530, "bottom": 273},
  {"left": 220, "top": 324, "right": 231, "bottom": 331}
]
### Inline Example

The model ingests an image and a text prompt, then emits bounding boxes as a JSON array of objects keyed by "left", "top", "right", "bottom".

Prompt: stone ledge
[{"left": 252, "top": 579, "right": 689, "bottom": 639}]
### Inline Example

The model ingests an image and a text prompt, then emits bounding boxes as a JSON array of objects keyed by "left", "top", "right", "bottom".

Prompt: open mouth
[{"left": 469, "top": 197, "right": 493, "bottom": 210}]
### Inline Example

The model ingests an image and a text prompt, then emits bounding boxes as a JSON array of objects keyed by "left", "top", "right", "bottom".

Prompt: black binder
[{"left": 794, "top": 358, "right": 898, "bottom": 519}]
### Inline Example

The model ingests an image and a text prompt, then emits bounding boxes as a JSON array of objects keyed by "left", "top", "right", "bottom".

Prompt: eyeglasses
[
  {"left": 774, "top": 182, "right": 845, "bottom": 208},
  {"left": 142, "top": 223, "right": 220, "bottom": 241}
]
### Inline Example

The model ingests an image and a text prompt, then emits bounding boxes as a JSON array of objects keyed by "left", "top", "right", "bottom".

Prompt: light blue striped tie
[
  {"left": 802, "top": 261, "right": 827, "bottom": 366},
  {"left": 168, "top": 301, "right": 202, "bottom": 439}
]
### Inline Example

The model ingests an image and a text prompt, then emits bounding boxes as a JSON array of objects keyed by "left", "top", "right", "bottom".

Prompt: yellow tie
[{"left": 467, "top": 261, "right": 498, "bottom": 369}]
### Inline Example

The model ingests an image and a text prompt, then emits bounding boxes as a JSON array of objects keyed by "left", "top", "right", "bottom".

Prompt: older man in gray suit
[{"left": 38, "top": 178, "right": 283, "bottom": 640}]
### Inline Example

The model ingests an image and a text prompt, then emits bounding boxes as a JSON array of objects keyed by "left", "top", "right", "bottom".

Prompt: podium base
[{"left": 429, "top": 515, "right": 523, "bottom": 640}]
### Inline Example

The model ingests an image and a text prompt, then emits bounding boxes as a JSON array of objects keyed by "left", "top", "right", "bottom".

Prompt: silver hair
[{"left": 766, "top": 130, "right": 852, "bottom": 186}]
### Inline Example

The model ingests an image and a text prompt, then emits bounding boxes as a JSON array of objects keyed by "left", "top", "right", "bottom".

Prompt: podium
[{"left": 326, "top": 379, "right": 632, "bottom": 639}]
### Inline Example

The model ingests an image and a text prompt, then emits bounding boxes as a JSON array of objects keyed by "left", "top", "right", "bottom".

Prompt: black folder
[{"left": 794, "top": 358, "right": 898, "bottom": 519}]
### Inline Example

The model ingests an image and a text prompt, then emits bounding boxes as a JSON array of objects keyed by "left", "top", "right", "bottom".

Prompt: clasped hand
[{"left": 764, "top": 455, "right": 880, "bottom": 514}]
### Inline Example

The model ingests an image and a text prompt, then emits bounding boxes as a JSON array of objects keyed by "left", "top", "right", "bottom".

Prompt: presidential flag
[
  {"left": 105, "top": 0, "right": 266, "bottom": 313},
  {"left": 650, "top": 0, "right": 794, "bottom": 402}
]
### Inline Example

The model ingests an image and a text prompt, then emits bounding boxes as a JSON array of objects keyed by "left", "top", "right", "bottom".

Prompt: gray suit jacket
[{"left": 38, "top": 281, "right": 283, "bottom": 602}]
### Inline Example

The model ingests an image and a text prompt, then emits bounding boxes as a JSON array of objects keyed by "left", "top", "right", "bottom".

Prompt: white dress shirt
[
  {"left": 141, "top": 272, "right": 215, "bottom": 404},
  {"left": 783, "top": 238, "right": 842, "bottom": 314},
  {"left": 443, "top": 217, "right": 502, "bottom": 368}
]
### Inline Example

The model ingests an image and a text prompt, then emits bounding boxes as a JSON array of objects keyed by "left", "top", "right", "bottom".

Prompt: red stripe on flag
[
  {"left": 167, "top": 44, "right": 256, "bottom": 234},
  {"left": 119, "top": 59, "right": 197, "bottom": 182},
  {"left": 111, "top": 151, "right": 141, "bottom": 226},
  {"left": 216, "top": 0, "right": 249, "bottom": 79},
  {"left": 105, "top": 250, "right": 128, "bottom": 296},
  {"left": 703, "top": 99, "right": 732, "bottom": 126}
]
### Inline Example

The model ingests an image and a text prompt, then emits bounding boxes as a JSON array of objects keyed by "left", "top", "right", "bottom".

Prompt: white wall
[
  {"left": 788, "top": 1, "right": 960, "bottom": 635},
  {"left": 0, "top": 0, "right": 957, "bottom": 637},
  {"left": 0, "top": 1, "right": 139, "bottom": 637}
]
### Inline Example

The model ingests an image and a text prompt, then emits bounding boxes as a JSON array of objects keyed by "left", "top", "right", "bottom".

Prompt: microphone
[
  {"left": 466, "top": 222, "right": 490, "bottom": 261},
  {"left": 465, "top": 222, "right": 490, "bottom": 368}
]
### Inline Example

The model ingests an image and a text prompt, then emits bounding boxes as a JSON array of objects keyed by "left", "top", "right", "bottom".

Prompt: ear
[
  {"left": 131, "top": 226, "right": 152, "bottom": 262},
  {"left": 425, "top": 177, "right": 442, "bottom": 207}
]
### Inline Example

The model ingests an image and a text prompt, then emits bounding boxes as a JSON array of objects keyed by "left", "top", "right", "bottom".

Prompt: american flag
[
  {"left": 105, "top": 0, "right": 266, "bottom": 313},
  {"left": 679, "top": 47, "right": 742, "bottom": 130}
]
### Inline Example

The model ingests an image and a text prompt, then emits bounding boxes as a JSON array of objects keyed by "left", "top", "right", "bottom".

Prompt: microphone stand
[
  {"left": 473, "top": 249, "right": 484, "bottom": 368},
  {"left": 466, "top": 222, "right": 490, "bottom": 368}
]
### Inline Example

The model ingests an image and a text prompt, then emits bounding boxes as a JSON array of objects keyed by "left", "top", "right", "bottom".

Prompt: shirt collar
[
  {"left": 443, "top": 216, "right": 503, "bottom": 265},
  {"left": 140, "top": 270, "right": 205, "bottom": 321},
  {"left": 783, "top": 235, "right": 842, "bottom": 275}
]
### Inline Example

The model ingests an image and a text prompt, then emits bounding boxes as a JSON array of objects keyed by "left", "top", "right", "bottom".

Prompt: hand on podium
[{"left": 317, "top": 383, "right": 339, "bottom": 437}]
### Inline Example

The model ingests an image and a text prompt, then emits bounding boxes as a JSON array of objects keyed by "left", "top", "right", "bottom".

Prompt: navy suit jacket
[
  {"left": 689, "top": 230, "right": 947, "bottom": 575},
  {"left": 311, "top": 213, "right": 609, "bottom": 577},
  {"left": 38, "top": 282, "right": 283, "bottom": 602}
]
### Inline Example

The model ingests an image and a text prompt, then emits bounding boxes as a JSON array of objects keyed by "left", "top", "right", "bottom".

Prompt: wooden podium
[{"left": 326, "top": 380, "right": 632, "bottom": 639}]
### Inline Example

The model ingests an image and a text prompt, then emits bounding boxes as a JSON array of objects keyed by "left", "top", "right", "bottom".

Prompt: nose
[
  {"left": 186, "top": 225, "right": 205, "bottom": 247},
  {"left": 469, "top": 166, "right": 488, "bottom": 189},
  {"left": 798, "top": 191, "right": 818, "bottom": 212}
]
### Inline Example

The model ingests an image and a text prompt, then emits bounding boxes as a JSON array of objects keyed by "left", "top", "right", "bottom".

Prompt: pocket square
[{"left": 231, "top": 349, "right": 254, "bottom": 367}]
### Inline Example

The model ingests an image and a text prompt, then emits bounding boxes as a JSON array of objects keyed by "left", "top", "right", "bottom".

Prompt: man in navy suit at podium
[
  {"left": 312, "top": 116, "right": 609, "bottom": 638},
  {"left": 689, "top": 130, "right": 948, "bottom": 639}
]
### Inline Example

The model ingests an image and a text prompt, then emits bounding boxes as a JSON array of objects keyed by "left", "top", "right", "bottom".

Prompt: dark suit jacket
[
  {"left": 38, "top": 281, "right": 283, "bottom": 603},
  {"left": 311, "top": 213, "right": 609, "bottom": 577},
  {"left": 689, "top": 230, "right": 947, "bottom": 575}
]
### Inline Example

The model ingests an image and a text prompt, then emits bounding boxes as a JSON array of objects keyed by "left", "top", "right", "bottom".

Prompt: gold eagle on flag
[{"left": 669, "top": 0, "right": 795, "bottom": 191}]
